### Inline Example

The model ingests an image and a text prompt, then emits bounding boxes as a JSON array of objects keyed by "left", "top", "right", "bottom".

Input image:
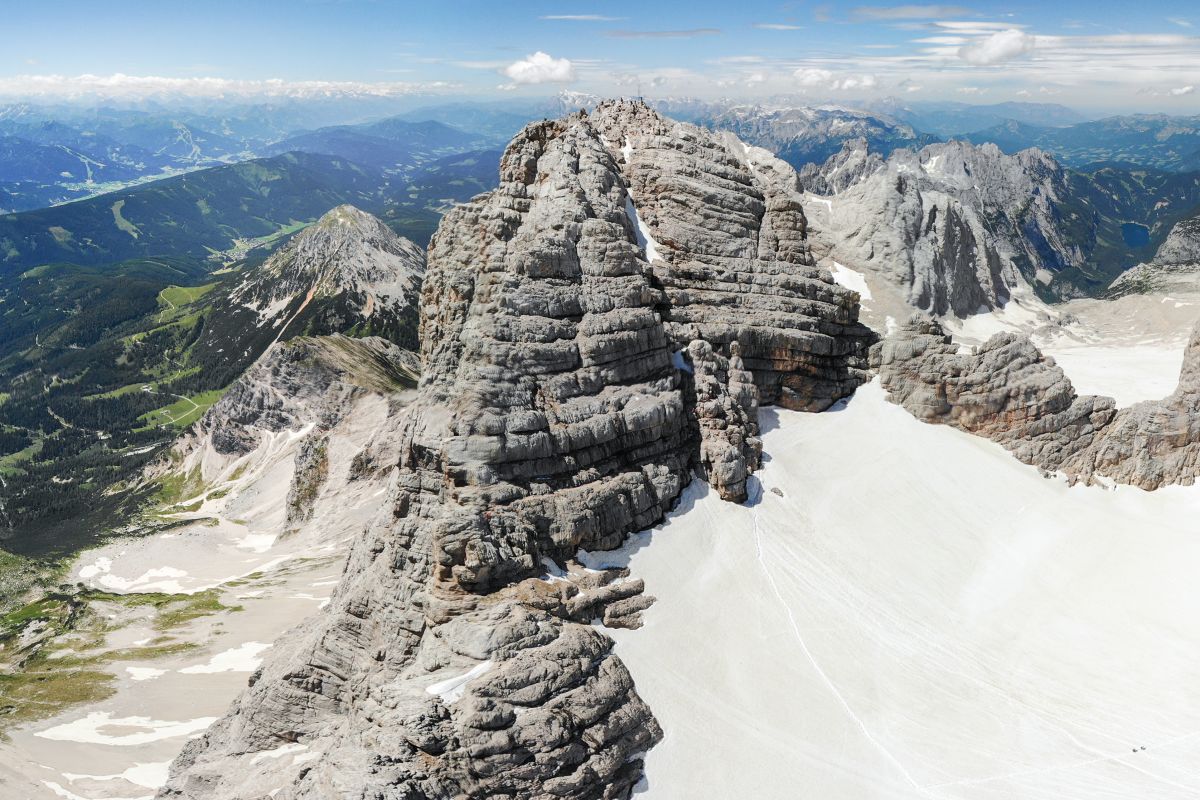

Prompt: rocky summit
[
  {"left": 157, "top": 100, "right": 874, "bottom": 799},
  {"left": 215, "top": 204, "right": 426, "bottom": 350}
]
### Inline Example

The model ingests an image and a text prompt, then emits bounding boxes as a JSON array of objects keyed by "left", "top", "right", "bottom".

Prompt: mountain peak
[{"left": 222, "top": 204, "right": 426, "bottom": 349}]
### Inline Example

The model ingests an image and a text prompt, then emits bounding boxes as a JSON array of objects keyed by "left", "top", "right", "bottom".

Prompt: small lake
[{"left": 1121, "top": 222, "right": 1151, "bottom": 248}]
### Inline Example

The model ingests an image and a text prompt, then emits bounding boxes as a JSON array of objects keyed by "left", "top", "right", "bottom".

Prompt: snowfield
[{"left": 613, "top": 380, "right": 1200, "bottom": 800}]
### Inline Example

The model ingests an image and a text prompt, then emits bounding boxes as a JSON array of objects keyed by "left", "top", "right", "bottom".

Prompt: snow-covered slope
[{"left": 612, "top": 380, "right": 1200, "bottom": 799}]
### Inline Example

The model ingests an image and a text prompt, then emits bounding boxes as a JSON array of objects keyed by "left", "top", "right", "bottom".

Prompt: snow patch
[
  {"left": 179, "top": 641, "right": 271, "bottom": 674},
  {"left": 830, "top": 262, "right": 873, "bottom": 301},
  {"left": 425, "top": 660, "right": 494, "bottom": 703},
  {"left": 35, "top": 713, "right": 217, "bottom": 746}
]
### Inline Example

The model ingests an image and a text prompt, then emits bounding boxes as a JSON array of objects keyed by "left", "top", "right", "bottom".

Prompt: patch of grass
[
  {"left": 137, "top": 389, "right": 224, "bottom": 430},
  {"left": 158, "top": 283, "right": 216, "bottom": 309},
  {"left": 152, "top": 465, "right": 205, "bottom": 507}
]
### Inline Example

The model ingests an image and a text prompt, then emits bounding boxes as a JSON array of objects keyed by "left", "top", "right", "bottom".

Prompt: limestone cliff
[{"left": 159, "top": 101, "right": 873, "bottom": 799}]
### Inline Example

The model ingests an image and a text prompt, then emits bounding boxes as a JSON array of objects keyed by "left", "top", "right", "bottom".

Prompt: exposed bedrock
[
  {"left": 160, "top": 101, "right": 873, "bottom": 799},
  {"left": 878, "top": 315, "right": 1200, "bottom": 490},
  {"left": 591, "top": 100, "right": 876, "bottom": 412}
]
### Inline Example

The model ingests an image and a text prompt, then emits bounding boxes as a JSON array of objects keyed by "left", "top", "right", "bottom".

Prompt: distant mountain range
[{"left": 963, "top": 115, "right": 1200, "bottom": 171}]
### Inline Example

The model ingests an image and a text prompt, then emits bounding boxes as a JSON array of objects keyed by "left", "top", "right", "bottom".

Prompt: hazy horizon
[{"left": 1, "top": 1, "right": 1198, "bottom": 115}]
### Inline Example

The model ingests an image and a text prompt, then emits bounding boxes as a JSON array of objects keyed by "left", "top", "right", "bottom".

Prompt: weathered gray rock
[
  {"left": 187, "top": 334, "right": 418, "bottom": 458},
  {"left": 803, "top": 140, "right": 1087, "bottom": 317},
  {"left": 160, "top": 102, "right": 873, "bottom": 800},
  {"left": 876, "top": 316, "right": 1116, "bottom": 470},
  {"left": 1154, "top": 214, "right": 1200, "bottom": 267},
  {"left": 878, "top": 315, "right": 1200, "bottom": 490},
  {"left": 688, "top": 340, "right": 761, "bottom": 502},
  {"left": 592, "top": 99, "right": 876, "bottom": 411}
]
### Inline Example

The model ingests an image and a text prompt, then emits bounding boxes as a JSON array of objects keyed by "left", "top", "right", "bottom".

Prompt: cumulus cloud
[
  {"left": 852, "top": 4, "right": 971, "bottom": 20},
  {"left": 958, "top": 29, "right": 1036, "bottom": 65},
  {"left": 794, "top": 68, "right": 835, "bottom": 87},
  {"left": 502, "top": 52, "right": 575, "bottom": 85},
  {"left": 792, "top": 67, "right": 877, "bottom": 91},
  {"left": 753, "top": 23, "right": 803, "bottom": 30},
  {"left": 0, "top": 73, "right": 455, "bottom": 99},
  {"left": 1172, "top": 85, "right": 1196, "bottom": 96}
]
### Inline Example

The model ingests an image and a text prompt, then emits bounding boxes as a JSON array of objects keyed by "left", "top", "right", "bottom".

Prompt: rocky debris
[
  {"left": 285, "top": 434, "right": 329, "bottom": 526},
  {"left": 592, "top": 99, "right": 876, "bottom": 411},
  {"left": 688, "top": 340, "right": 761, "bottom": 502},
  {"left": 877, "top": 315, "right": 1200, "bottom": 490},
  {"left": 159, "top": 101, "right": 874, "bottom": 800},
  {"left": 182, "top": 334, "right": 418, "bottom": 459},
  {"left": 802, "top": 139, "right": 1091, "bottom": 317}
]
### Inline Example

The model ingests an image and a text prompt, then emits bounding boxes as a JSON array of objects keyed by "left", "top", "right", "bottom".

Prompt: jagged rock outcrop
[
  {"left": 876, "top": 316, "right": 1117, "bottom": 470},
  {"left": 592, "top": 99, "right": 875, "bottom": 411},
  {"left": 798, "top": 137, "right": 885, "bottom": 195},
  {"left": 160, "top": 102, "right": 874, "bottom": 800},
  {"left": 285, "top": 434, "right": 330, "bottom": 525},
  {"left": 878, "top": 315, "right": 1200, "bottom": 490},
  {"left": 1154, "top": 214, "right": 1200, "bottom": 266},
  {"left": 688, "top": 340, "right": 761, "bottom": 502}
]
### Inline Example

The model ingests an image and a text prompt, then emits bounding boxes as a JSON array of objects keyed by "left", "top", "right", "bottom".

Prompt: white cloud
[
  {"left": 905, "top": 83, "right": 924, "bottom": 92},
  {"left": 1168, "top": 17, "right": 1192, "bottom": 28},
  {"left": 0, "top": 73, "right": 456, "bottom": 100},
  {"left": 607, "top": 28, "right": 720, "bottom": 39},
  {"left": 502, "top": 52, "right": 576, "bottom": 85},
  {"left": 539, "top": 14, "right": 624, "bottom": 21},
  {"left": 958, "top": 29, "right": 1036, "bottom": 65},
  {"left": 1172, "top": 85, "right": 1196, "bottom": 96},
  {"left": 957, "top": 86, "right": 985, "bottom": 94},
  {"left": 851, "top": 5, "right": 971, "bottom": 20},
  {"left": 794, "top": 68, "right": 834, "bottom": 87},
  {"left": 754, "top": 23, "right": 803, "bottom": 30},
  {"left": 792, "top": 67, "right": 877, "bottom": 91}
]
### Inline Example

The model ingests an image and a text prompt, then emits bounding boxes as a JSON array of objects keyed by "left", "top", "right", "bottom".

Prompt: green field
[{"left": 137, "top": 389, "right": 225, "bottom": 430}]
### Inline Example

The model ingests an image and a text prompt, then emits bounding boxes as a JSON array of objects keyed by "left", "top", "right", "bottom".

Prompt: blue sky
[{"left": 1, "top": 1, "right": 1198, "bottom": 110}]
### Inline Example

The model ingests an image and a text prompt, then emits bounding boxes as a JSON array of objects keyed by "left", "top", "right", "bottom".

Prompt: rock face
[
  {"left": 159, "top": 102, "right": 873, "bottom": 799},
  {"left": 801, "top": 139, "right": 1094, "bottom": 317},
  {"left": 1154, "top": 214, "right": 1200, "bottom": 266},
  {"left": 591, "top": 100, "right": 875, "bottom": 411},
  {"left": 876, "top": 317, "right": 1117, "bottom": 470},
  {"left": 878, "top": 315, "right": 1200, "bottom": 490}
]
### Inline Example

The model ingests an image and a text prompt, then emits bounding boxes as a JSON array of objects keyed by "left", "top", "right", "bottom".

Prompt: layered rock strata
[
  {"left": 878, "top": 315, "right": 1200, "bottom": 490},
  {"left": 592, "top": 100, "right": 876, "bottom": 411},
  {"left": 160, "top": 102, "right": 872, "bottom": 799}
]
